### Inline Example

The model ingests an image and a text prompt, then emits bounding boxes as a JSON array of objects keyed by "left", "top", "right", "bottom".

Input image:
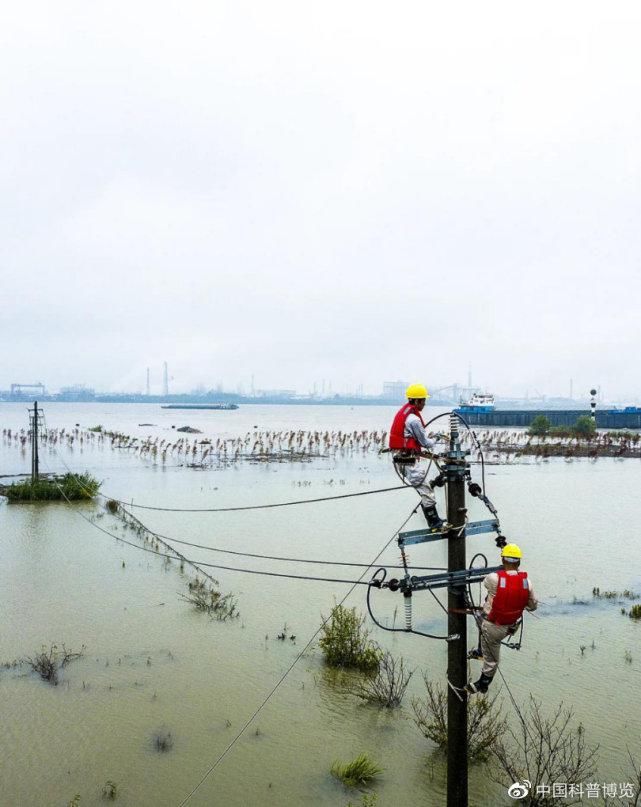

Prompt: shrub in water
[{"left": 319, "top": 605, "right": 380, "bottom": 672}]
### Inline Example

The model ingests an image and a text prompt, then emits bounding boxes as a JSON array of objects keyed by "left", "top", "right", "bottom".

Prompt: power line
[{"left": 102, "top": 484, "right": 408, "bottom": 513}]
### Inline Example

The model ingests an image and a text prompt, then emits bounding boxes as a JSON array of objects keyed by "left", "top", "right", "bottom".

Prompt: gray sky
[{"left": 2, "top": 1, "right": 640, "bottom": 399}]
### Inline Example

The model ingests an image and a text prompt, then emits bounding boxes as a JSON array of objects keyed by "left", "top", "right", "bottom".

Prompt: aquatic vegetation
[
  {"left": 101, "top": 781, "right": 118, "bottom": 800},
  {"left": 593, "top": 587, "right": 639, "bottom": 601},
  {"left": 105, "top": 498, "right": 119, "bottom": 514},
  {"left": 411, "top": 675, "right": 506, "bottom": 762},
  {"left": 2, "top": 472, "right": 100, "bottom": 502},
  {"left": 331, "top": 753, "right": 382, "bottom": 788},
  {"left": 24, "top": 644, "right": 85, "bottom": 685},
  {"left": 347, "top": 796, "right": 378, "bottom": 807},
  {"left": 490, "top": 698, "right": 598, "bottom": 802},
  {"left": 68, "top": 796, "right": 81, "bottom": 807},
  {"left": 629, "top": 604, "right": 641, "bottom": 620},
  {"left": 528, "top": 415, "right": 551, "bottom": 436},
  {"left": 181, "top": 578, "right": 238, "bottom": 621},
  {"left": 152, "top": 728, "right": 174, "bottom": 752},
  {"left": 319, "top": 605, "right": 380, "bottom": 672},
  {"left": 354, "top": 651, "right": 412, "bottom": 708}
]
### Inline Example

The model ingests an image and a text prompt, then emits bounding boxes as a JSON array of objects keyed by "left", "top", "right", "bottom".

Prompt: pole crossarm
[
  {"left": 398, "top": 519, "right": 499, "bottom": 547},
  {"left": 378, "top": 565, "right": 502, "bottom": 594}
]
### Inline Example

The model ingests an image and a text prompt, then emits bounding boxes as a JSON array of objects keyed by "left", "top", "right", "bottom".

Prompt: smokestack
[{"left": 163, "top": 362, "right": 169, "bottom": 397}]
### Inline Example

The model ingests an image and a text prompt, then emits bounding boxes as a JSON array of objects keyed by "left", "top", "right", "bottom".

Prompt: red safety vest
[
  {"left": 389, "top": 403, "right": 425, "bottom": 452},
  {"left": 487, "top": 571, "right": 530, "bottom": 625}
]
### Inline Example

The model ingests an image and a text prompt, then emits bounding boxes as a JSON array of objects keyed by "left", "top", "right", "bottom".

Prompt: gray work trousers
[
  {"left": 479, "top": 618, "right": 513, "bottom": 678},
  {"left": 398, "top": 461, "right": 436, "bottom": 507}
]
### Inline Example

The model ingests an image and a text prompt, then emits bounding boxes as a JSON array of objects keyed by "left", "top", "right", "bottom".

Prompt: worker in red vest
[
  {"left": 466, "top": 543, "right": 538, "bottom": 694},
  {"left": 389, "top": 383, "right": 446, "bottom": 530}
]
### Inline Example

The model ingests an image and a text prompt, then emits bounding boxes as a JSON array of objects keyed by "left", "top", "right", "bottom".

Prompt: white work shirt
[
  {"left": 404, "top": 413, "right": 436, "bottom": 451},
  {"left": 482, "top": 570, "right": 538, "bottom": 616}
]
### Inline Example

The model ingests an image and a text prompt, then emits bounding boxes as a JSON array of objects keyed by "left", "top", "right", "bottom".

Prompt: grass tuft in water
[
  {"left": 629, "top": 604, "right": 641, "bottom": 620},
  {"left": 331, "top": 753, "right": 383, "bottom": 788}
]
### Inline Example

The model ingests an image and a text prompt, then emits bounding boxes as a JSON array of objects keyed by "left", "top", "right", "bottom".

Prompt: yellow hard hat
[
  {"left": 406, "top": 383, "right": 430, "bottom": 400},
  {"left": 501, "top": 543, "right": 522, "bottom": 561}
]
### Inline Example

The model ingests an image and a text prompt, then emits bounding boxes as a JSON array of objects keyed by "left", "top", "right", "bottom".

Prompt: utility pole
[
  {"left": 590, "top": 388, "right": 598, "bottom": 422},
  {"left": 146, "top": 367, "right": 150, "bottom": 396},
  {"left": 28, "top": 401, "right": 44, "bottom": 482},
  {"left": 446, "top": 412, "right": 469, "bottom": 807}
]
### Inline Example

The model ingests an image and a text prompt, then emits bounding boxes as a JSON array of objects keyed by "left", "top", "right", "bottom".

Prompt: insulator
[
  {"left": 449, "top": 412, "right": 459, "bottom": 440},
  {"left": 404, "top": 592, "right": 412, "bottom": 630}
]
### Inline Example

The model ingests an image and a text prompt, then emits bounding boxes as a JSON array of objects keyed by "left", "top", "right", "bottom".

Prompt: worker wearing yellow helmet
[
  {"left": 466, "top": 543, "right": 538, "bottom": 694},
  {"left": 388, "top": 382, "right": 447, "bottom": 530}
]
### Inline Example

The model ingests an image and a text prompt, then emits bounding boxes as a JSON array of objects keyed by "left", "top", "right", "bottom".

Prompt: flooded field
[{"left": 1, "top": 403, "right": 641, "bottom": 806}]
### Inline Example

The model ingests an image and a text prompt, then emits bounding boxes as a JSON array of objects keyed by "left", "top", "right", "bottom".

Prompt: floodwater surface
[{"left": 1, "top": 403, "right": 640, "bottom": 806}]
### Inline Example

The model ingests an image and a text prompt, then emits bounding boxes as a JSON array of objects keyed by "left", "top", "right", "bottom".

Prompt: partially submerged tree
[
  {"left": 411, "top": 674, "right": 506, "bottom": 762},
  {"left": 490, "top": 697, "right": 598, "bottom": 806},
  {"left": 354, "top": 651, "right": 412, "bottom": 708}
]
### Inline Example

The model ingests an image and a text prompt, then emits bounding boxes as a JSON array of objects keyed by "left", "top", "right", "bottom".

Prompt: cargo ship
[
  {"left": 455, "top": 393, "right": 495, "bottom": 414},
  {"left": 161, "top": 403, "right": 239, "bottom": 410}
]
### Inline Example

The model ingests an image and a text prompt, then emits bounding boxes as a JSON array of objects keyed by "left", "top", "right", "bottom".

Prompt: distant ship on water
[
  {"left": 161, "top": 403, "right": 239, "bottom": 410},
  {"left": 456, "top": 393, "right": 495, "bottom": 414}
]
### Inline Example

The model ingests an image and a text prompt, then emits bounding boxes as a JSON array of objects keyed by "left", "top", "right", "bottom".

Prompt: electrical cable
[
  {"left": 100, "top": 485, "right": 409, "bottom": 513},
  {"left": 366, "top": 568, "right": 453, "bottom": 641},
  {"left": 47, "top": 447, "right": 448, "bottom": 572}
]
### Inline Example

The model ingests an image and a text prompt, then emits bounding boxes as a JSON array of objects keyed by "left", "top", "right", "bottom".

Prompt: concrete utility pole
[
  {"left": 146, "top": 367, "right": 150, "bottom": 396},
  {"left": 28, "top": 401, "right": 43, "bottom": 482},
  {"left": 446, "top": 412, "right": 469, "bottom": 807},
  {"left": 163, "top": 362, "right": 169, "bottom": 397}
]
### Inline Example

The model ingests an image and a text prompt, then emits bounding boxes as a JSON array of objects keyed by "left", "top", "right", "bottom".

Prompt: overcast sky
[{"left": 2, "top": 1, "right": 640, "bottom": 399}]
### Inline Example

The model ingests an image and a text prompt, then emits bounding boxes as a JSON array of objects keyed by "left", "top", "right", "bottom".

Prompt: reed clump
[
  {"left": 181, "top": 578, "right": 238, "bottom": 621},
  {"left": 629, "top": 604, "right": 641, "bottom": 620},
  {"left": 331, "top": 753, "right": 382, "bottom": 788},
  {"left": 319, "top": 605, "right": 380, "bottom": 673}
]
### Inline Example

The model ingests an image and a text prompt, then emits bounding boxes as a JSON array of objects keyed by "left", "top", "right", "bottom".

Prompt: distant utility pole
[
  {"left": 146, "top": 367, "right": 150, "bottom": 396},
  {"left": 446, "top": 412, "right": 469, "bottom": 807},
  {"left": 590, "top": 388, "right": 598, "bottom": 421},
  {"left": 163, "top": 362, "right": 169, "bottom": 397},
  {"left": 28, "top": 401, "right": 45, "bottom": 482},
  {"left": 570, "top": 378, "right": 573, "bottom": 400}
]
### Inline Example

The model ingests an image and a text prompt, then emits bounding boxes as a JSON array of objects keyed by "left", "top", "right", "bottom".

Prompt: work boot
[
  {"left": 467, "top": 647, "right": 483, "bottom": 661},
  {"left": 465, "top": 673, "right": 493, "bottom": 695},
  {"left": 421, "top": 504, "right": 445, "bottom": 531}
]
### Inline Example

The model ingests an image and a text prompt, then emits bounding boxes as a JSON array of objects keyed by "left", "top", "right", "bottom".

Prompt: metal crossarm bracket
[
  {"left": 385, "top": 565, "right": 503, "bottom": 594},
  {"left": 398, "top": 519, "right": 499, "bottom": 548},
  {"left": 465, "top": 519, "right": 499, "bottom": 536}
]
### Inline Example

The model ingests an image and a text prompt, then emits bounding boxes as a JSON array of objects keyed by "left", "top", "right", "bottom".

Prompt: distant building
[
  {"left": 382, "top": 381, "right": 409, "bottom": 400},
  {"left": 255, "top": 389, "right": 297, "bottom": 398},
  {"left": 58, "top": 385, "right": 96, "bottom": 401}
]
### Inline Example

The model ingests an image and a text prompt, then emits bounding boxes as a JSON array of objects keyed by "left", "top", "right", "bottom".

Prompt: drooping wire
[
  {"left": 46, "top": 446, "right": 448, "bottom": 572},
  {"left": 366, "top": 568, "right": 452, "bottom": 641},
  {"left": 98, "top": 485, "right": 408, "bottom": 513}
]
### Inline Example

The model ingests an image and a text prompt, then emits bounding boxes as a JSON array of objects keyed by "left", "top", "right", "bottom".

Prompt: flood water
[{"left": 1, "top": 403, "right": 640, "bottom": 806}]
